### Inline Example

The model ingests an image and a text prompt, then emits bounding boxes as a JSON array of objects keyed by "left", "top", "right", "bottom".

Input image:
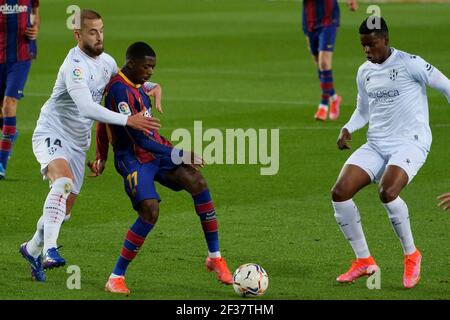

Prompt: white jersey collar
[{"left": 369, "top": 47, "right": 397, "bottom": 69}]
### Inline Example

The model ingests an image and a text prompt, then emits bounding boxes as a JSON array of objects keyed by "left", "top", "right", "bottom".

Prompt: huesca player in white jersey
[
  {"left": 331, "top": 17, "right": 450, "bottom": 289},
  {"left": 18, "top": 9, "right": 161, "bottom": 282}
]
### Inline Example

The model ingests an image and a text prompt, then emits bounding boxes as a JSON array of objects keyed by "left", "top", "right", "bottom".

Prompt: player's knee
[
  {"left": 378, "top": 186, "right": 399, "bottom": 203},
  {"left": 138, "top": 200, "right": 159, "bottom": 224},
  {"left": 331, "top": 184, "right": 351, "bottom": 202},
  {"left": 52, "top": 177, "right": 73, "bottom": 199},
  {"left": 2, "top": 98, "right": 17, "bottom": 116},
  {"left": 190, "top": 174, "right": 208, "bottom": 195},
  {"left": 318, "top": 55, "right": 332, "bottom": 71},
  {"left": 319, "top": 61, "right": 331, "bottom": 71}
]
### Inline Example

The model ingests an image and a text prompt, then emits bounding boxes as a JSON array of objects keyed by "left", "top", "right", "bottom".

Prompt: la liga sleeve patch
[{"left": 118, "top": 101, "right": 131, "bottom": 115}]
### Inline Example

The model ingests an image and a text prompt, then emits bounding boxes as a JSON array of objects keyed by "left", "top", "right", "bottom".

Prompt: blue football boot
[
  {"left": 43, "top": 246, "right": 66, "bottom": 269},
  {"left": 19, "top": 242, "right": 46, "bottom": 282},
  {"left": 0, "top": 163, "right": 4, "bottom": 180}
]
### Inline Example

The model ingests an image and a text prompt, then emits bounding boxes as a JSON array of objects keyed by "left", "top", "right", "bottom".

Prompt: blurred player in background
[
  {"left": 88, "top": 42, "right": 233, "bottom": 295},
  {"left": 0, "top": 0, "right": 40, "bottom": 179},
  {"left": 19, "top": 10, "right": 160, "bottom": 282},
  {"left": 331, "top": 17, "right": 450, "bottom": 288},
  {"left": 302, "top": 0, "right": 358, "bottom": 121}
]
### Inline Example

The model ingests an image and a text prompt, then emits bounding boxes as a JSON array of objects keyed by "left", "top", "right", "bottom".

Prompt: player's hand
[
  {"left": 337, "top": 128, "right": 352, "bottom": 150},
  {"left": 87, "top": 159, "right": 106, "bottom": 177},
  {"left": 25, "top": 24, "right": 39, "bottom": 40},
  {"left": 147, "top": 84, "right": 163, "bottom": 114},
  {"left": 127, "top": 111, "right": 161, "bottom": 133},
  {"left": 437, "top": 193, "right": 450, "bottom": 211},
  {"left": 182, "top": 151, "right": 205, "bottom": 170},
  {"left": 347, "top": 0, "right": 358, "bottom": 11},
  {"left": 143, "top": 83, "right": 163, "bottom": 114}
]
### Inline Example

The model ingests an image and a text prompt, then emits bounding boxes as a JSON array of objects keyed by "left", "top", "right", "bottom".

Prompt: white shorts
[
  {"left": 32, "top": 128, "right": 86, "bottom": 194},
  {"left": 344, "top": 140, "right": 429, "bottom": 184}
]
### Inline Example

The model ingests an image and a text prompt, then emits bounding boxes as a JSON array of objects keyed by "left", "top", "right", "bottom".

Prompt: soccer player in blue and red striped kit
[
  {"left": 302, "top": 0, "right": 357, "bottom": 121},
  {"left": 88, "top": 42, "right": 233, "bottom": 295},
  {"left": 0, "top": 0, "right": 40, "bottom": 178}
]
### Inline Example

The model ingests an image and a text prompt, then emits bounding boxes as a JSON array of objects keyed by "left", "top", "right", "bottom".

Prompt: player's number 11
[{"left": 127, "top": 171, "right": 138, "bottom": 190}]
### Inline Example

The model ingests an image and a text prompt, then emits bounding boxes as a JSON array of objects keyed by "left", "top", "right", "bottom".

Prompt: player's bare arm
[
  {"left": 337, "top": 128, "right": 352, "bottom": 150},
  {"left": 143, "top": 83, "right": 163, "bottom": 113},
  {"left": 437, "top": 193, "right": 450, "bottom": 211},
  {"left": 25, "top": 7, "right": 40, "bottom": 40}
]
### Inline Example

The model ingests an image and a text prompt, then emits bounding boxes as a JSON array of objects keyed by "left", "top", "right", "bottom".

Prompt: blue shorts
[
  {"left": 0, "top": 60, "right": 32, "bottom": 100},
  {"left": 115, "top": 153, "right": 183, "bottom": 210},
  {"left": 305, "top": 25, "right": 338, "bottom": 56}
]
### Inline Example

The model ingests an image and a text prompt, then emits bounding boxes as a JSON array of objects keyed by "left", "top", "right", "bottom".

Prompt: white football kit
[
  {"left": 343, "top": 48, "right": 450, "bottom": 182},
  {"left": 33, "top": 46, "right": 128, "bottom": 194}
]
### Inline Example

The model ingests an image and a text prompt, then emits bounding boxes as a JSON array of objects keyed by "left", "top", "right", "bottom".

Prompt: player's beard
[{"left": 83, "top": 42, "right": 104, "bottom": 57}]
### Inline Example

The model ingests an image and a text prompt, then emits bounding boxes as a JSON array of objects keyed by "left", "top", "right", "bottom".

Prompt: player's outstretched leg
[
  {"left": 105, "top": 201, "right": 157, "bottom": 295},
  {"left": 379, "top": 165, "right": 421, "bottom": 288},
  {"left": 332, "top": 164, "right": 378, "bottom": 283},
  {"left": 194, "top": 188, "right": 233, "bottom": 285},
  {"left": 333, "top": 198, "right": 379, "bottom": 283},
  {"left": 165, "top": 166, "right": 233, "bottom": 285},
  {"left": 41, "top": 177, "right": 73, "bottom": 269}
]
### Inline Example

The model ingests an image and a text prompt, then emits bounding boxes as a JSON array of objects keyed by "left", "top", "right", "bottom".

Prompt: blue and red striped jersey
[
  {"left": 302, "top": 0, "right": 340, "bottom": 33},
  {"left": 97, "top": 71, "right": 173, "bottom": 163},
  {"left": 0, "top": 0, "right": 39, "bottom": 63}
]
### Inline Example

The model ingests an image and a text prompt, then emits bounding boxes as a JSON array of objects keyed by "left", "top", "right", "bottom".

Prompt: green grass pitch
[{"left": 1, "top": 0, "right": 450, "bottom": 300}]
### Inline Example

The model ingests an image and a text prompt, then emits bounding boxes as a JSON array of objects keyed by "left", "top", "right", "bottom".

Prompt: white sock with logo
[
  {"left": 333, "top": 199, "right": 371, "bottom": 259},
  {"left": 43, "top": 177, "right": 73, "bottom": 253},
  {"left": 383, "top": 197, "right": 416, "bottom": 255}
]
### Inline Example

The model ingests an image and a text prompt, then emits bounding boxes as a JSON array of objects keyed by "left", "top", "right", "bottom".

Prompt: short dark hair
[
  {"left": 126, "top": 42, "right": 156, "bottom": 61},
  {"left": 359, "top": 16, "right": 389, "bottom": 37}
]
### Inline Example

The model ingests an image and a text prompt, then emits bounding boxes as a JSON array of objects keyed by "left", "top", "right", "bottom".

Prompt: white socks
[
  {"left": 208, "top": 251, "right": 221, "bottom": 259},
  {"left": 333, "top": 199, "right": 371, "bottom": 259},
  {"left": 26, "top": 212, "right": 73, "bottom": 258},
  {"left": 42, "top": 177, "right": 73, "bottom": 253},
  {"left": 383, "top": 197, "right": 416, "bottom": 255},
  {"left": 333, "top": 197, "right": 416, "bottom": 258},
  {"left": 26, "top": 216, "right": 44, "bottom": 258}
]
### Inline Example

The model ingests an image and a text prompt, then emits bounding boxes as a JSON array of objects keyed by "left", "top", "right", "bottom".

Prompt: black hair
[
  {"left": 126, "top": 42, "right": 156, "bottom": 61},
  {"left": 359, "top": 16, "right": 389, "bottom": 38}
]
